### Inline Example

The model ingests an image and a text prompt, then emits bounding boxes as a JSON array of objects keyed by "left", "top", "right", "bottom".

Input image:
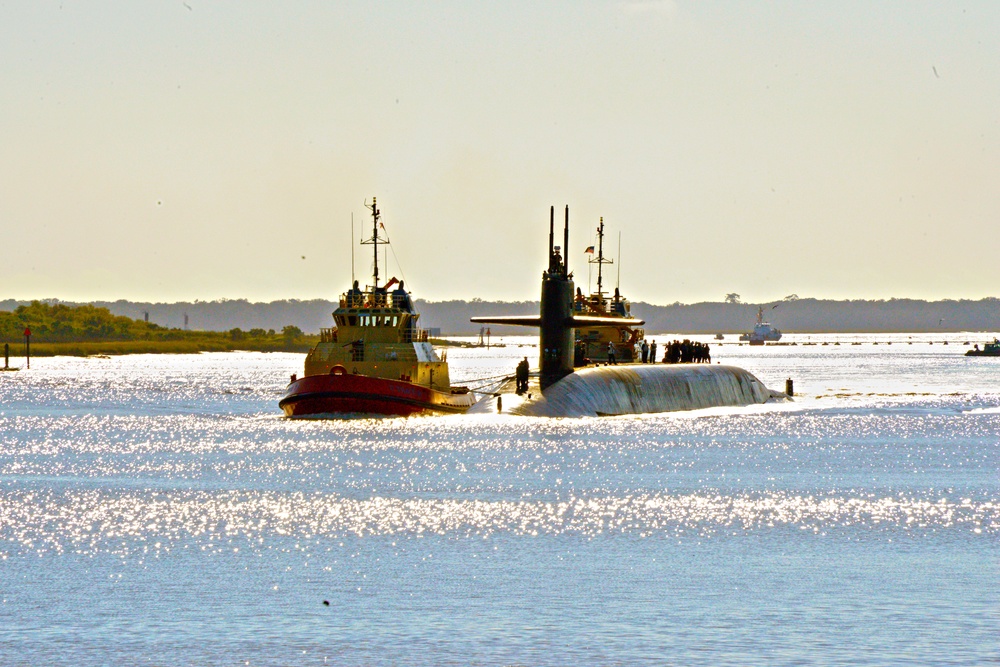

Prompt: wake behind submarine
[{"left": 469, "top": 205, "right": 781, "bottom": 417}]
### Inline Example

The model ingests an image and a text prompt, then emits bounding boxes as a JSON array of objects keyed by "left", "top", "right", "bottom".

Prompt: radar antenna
[{"left": 361, "top": 197, "right": 389, "bottom": 288}]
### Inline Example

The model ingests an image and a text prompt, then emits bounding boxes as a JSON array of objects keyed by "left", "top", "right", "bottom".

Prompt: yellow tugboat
[
  {"left": 279, "top": 198, "right": 476, "bottom": 417},
  {"left": 573, "top": 217, "right": 644, "bottom": 364}
]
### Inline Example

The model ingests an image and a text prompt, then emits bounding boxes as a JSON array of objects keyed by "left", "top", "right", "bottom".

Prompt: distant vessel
[
  {"left": 739, "top": 306, "right": 782, "bottom": 345},
  {"left": 966, "top": 339, "right": 1000, "bottom": 357},
  {"left": 573, "top": 217, "right": 643, "bottom": 364},
  {"left": 279, "top": 198, "right": 476, "bottom": 417}
]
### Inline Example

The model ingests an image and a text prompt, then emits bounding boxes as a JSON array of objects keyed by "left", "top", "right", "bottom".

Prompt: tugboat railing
[
  {"left": 340, "top": 292, "right": 414, "bottom": 311},
  {"left": 402, "top": 328, "right": 431, "bottom": 343},
  {"left": 321, "top": 326, "right": 430, "bottom": 344}
]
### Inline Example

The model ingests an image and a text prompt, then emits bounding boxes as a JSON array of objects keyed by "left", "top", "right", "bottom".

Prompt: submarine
[{"left": 469, "top": 205, "right": 781, "bottom": 417}]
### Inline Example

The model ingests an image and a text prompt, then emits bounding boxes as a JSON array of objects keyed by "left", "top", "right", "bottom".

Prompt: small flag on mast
[{"left": 584, "top": 246, "right": 595, "bottom": 254}]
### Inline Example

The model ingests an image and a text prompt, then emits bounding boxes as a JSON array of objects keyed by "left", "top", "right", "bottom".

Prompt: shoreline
[
  {"left": 0, "top": 340, "right": 315, "bottom": 358},
  {"left": 0, "top": 336, "right": 472, "bottom": 359},
  {"left": 2, "top": 332, "right": 994, "bottom": 359}
]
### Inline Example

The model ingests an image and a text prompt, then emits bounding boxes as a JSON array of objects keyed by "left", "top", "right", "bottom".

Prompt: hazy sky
[{"left": 2, "top": 1, "right": 998, "bottom": 305}]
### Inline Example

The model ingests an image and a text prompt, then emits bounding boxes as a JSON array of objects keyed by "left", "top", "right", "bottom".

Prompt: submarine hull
[{"left": 501, "top": 363, "right": 775, "bottom": 418}]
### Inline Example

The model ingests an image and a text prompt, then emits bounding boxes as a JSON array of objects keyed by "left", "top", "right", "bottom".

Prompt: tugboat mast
[
  {"left": 361, "top": 197, "right": 389, "bottom": 288},
  {"left": 589, "top": 217, "right": 613, "bottom": 299}
]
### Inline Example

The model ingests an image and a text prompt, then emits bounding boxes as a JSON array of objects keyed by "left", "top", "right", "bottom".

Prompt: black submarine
[{"left": 469, "top": 205, "right": 780, "bottom": 417}]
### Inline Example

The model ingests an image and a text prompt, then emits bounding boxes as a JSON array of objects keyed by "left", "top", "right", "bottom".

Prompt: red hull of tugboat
[{"left": 279, "top": 373, "right": 475, "bottom": 417}]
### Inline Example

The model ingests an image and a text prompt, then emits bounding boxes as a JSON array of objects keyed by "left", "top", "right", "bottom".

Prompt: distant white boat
[{"left": 739, "top": 306, "right": 782, "bottom": 345}]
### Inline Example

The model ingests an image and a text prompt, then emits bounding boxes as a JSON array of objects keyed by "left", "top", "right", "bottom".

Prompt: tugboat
[
  {"left": 966, "top": 339, "right": 1000, "bottom": 356},
  {"left": 279, "top": 198, "right": 476, "bottom": 417},
  {"left": 573, "top": 217, "right": 644, "bottom": 364},
  {"left": 739, "top": 306, "right": 782, "bottom": 345}
]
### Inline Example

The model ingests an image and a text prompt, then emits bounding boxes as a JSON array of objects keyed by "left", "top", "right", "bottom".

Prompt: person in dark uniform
[
  {"left": 347, "top": 280, "right": 363, "bottom": 307},
  {"left": 392, "top": 281, "right": 413, "bottom": 312},
  {"left": 613, "top": 287, "right": 626, "bottom": 315},
  {"left": 607, "top": 341, "right": 617, "bottom": 365},
  {"left": 515, "top": 357, "right": 530, "bottom": 394},
  {"left": 372, "top": 284, "right": 388, "bottom": 306}
]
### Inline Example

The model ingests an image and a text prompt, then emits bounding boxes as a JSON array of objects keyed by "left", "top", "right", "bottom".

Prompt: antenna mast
[
  {"left": 588, "top": 217, "right": 614, "bottom": 298},
  {"left": 616, "top": 231, "right": 621, "bottom": 290},
  {"left": 361, "top": 197, "right": 388, "bottom": 288}
]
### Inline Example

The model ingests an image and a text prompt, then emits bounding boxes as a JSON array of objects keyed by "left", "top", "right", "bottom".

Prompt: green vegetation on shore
[{"left": 1, "top": 301, "right": 316, "bottom": 357}]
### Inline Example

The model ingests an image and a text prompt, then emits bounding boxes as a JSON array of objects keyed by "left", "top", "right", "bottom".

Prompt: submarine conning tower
[
  {"left": 471, "top": 205, "right": 644, "bottom": 391},
  {"left": 540, "top": 205, "right": 576, "bottom": 388}
]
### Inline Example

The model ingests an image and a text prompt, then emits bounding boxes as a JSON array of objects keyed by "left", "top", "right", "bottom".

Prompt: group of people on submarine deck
[
  {"left": 660, "top": 339, "right": 711, "bottom": 364},
  {"left": 572, "top": 338, "right": 713, "bottom": 367}
]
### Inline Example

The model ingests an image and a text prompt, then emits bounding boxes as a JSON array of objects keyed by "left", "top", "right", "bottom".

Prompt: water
[{"left": 1, "top": 335, "right": 998, "bottom": 666}]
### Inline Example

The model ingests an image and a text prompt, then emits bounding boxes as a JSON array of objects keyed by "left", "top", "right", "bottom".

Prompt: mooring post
[
  {"left": 785, "top": 378, "right": 794, "bottom": 396},
  {"left": 4, "top": 342, "right": 8, "bottom": 369},
  {"left": 24, "top": 327, "right": 31, "bottom": 370}
]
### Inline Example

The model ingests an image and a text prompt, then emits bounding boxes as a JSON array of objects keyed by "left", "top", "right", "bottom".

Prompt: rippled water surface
[{"left": 1, "top": 336, "right": 998, "bottom": 666}]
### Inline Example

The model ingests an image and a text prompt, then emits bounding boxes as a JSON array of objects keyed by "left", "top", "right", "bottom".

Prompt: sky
[{"left": 2, "top": 1, "right": 998, "bottom": 305}]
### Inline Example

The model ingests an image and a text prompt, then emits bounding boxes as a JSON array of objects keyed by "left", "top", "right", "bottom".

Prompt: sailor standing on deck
[
  {"left": 607, "top": 341, "right": 617, "bottom": 365},
  {"left": 392, "top": 280, "right": 413, "bottom": 312},
  {"left": 347, "top": 280, "right": 363, "bottom": 307},
  {"left": 650, "top": 340, "right": 657, "bottom": 364},
  {"left": 515, "top": 357, "right": 530, "bottom": 394},
  {"left": 640, "top": 340, "right": 649, "bottom": 363}
]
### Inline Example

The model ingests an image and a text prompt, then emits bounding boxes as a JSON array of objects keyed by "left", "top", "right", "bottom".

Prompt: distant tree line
[
  {"left": 415, "top": 297, "right": 1000, "bottom": 334},
  {"left": 627, "top": 297, "right": 1000, "bottom": 334},
  {"left": 0, "top": 301, "right": 164, "bottom": 342},
  {"left": 0, "top": 301, "right": 309, "bottom": 350},
  {"left": 3, "top": 296, "right": 999, "bottom": 336}
]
